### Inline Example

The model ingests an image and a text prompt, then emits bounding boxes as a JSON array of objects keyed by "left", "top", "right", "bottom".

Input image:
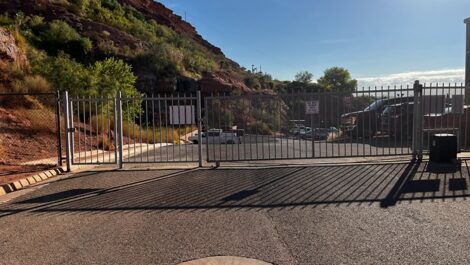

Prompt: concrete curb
[{"left": 0, "top": 167, "right": 65, "bottom": 197}]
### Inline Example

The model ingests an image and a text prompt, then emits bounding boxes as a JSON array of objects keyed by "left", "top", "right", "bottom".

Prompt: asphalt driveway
[{"left": 1, "top": 161, "right": 470, "bottom": 264}]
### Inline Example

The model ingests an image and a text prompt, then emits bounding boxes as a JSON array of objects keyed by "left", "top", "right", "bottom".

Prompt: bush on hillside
[
  {"left": 29, "top": 50, "right": 142, "bottom": 119},
  {"left": 38, "top": 20, "right": 92, "bottom": 58}
]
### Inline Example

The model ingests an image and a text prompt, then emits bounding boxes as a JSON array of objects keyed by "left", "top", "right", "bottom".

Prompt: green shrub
[
  {"left": 31, "top": 51, "right": 90, "bottom": 95},
  {"left": 134, "top": 43, "right": 180, "bottom": 78},
  {"left": 68, "top": 0, "right": 90, "bottom": 15},
  {"left": 244, "top": 76, "right": 261, "bottom": 90},
  {"left": 0, "top": 12, "right": 14, "bottom": 27},
  {"left": 38, "top": 20, "right": 92, "bottom": 57},
  {"left": 67, "top": 0, "right": 221, "bottom": 76},
  {"left": 30, "top": 50, "right": 142, "bottom": 119}
]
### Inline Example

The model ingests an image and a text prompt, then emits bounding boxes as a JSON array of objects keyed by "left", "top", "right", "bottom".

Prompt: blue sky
[{"left": 158, "top": 0, "right": 470, "bottom": 85}]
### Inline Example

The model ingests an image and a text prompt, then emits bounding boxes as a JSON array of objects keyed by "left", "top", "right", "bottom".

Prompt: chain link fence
[{"left": 0, "top": 93, "right": 62, "bottom": 171}]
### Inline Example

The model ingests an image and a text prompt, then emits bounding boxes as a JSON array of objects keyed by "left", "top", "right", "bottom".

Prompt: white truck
[{"left": 189, "top": 129, "right": 241, "bottom": 144}]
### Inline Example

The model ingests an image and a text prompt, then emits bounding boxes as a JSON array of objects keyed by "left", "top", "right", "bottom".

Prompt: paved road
[
  {"left": 127, "top": 134, "right": 412, "bottom": 163},
  {"left": 1, "top": 160, "right": 470, "bottom": 264}
]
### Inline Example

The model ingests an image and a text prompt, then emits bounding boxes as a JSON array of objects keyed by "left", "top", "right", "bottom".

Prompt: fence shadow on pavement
[{"left": 2, "top": 160, "right": 470, "bottom": 217}]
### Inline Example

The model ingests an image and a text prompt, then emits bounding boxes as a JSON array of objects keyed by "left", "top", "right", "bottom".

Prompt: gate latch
[{"left": 67, "top": 128, "right": 76, "bottom": 133}]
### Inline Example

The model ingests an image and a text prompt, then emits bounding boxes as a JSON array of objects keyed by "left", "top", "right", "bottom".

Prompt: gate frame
[
  {"left": 64, "top": 91, "right": 203, "bottom": 171},
  {"left": 63, "top": 83, "right": 435, "bottom": 171}
]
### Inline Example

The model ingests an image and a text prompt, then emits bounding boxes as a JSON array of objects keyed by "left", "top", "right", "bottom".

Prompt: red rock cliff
[{"left": 121, "top": 0, "right": 223, "bottom": 55}]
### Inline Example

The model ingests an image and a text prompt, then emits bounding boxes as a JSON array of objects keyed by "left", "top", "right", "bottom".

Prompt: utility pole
[{"left": 465, "top": 17, "right": 470, "bottom": 104}]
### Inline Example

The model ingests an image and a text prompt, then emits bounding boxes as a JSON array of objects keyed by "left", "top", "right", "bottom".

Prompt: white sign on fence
[
  {"left": 305, "top": 100, "right": 320, "bottom": 114},
  {"left": 169, "top": 105, "right": 195, "bottom": 125}
]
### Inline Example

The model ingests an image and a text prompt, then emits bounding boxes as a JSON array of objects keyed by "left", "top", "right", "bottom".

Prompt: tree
[
  {"left": 294, "top": 71, "right": 314, "bottom": 84},
  {"left": 89, "top": 58, "right": 142, "bottom": 119},
  {"left": 317, "top": 67, "right": 357, "bottom": 92}
]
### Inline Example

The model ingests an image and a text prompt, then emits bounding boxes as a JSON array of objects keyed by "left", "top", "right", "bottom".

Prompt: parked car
[
  {"left": 380, "top": 102, "right": 414, "bottom": 138},
  {"left": 289, "top": 124, "right": 307, "bottom": 135},
  {"left": 341, "top": 97, "right": 413, "bottom": 138},
  {"left": 301, "top": 127, "right": 340, "bottom": 140},
  {"left": 188, "top": 129, "right": 241, "bottom": 144},
  {"left": 381, "top": 102, "right": 469, "bottom": 140}
]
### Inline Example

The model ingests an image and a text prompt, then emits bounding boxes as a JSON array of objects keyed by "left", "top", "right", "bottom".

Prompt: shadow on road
[{"left": 2, "top": 160, "right": 470, "bottom": 217}]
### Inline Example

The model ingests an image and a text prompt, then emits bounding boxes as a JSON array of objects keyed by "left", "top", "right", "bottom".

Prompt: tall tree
[
  {"left": 318, "top": 67, "right": 357, "bottom": 92},
  {"left": 294, "top": 71, "right": 314, "bottom": 84}
]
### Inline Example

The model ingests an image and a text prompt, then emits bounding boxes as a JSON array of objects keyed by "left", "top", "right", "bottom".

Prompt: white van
[{"left": 189, "top": 129, "right": 241, "bottom": 144}]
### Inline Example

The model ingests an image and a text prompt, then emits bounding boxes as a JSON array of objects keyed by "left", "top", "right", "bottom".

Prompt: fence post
[
  {"left": 412, "top": 80, "right": 423, "bottom": 160},
  {"left": 197, "top": 90, "right": 203, "bottom": 167},
  {"left": 116, "top": 91, "right": 124, "bottom": 169},
  {"left": 113, "top": 96, "right": 118, "bottom": 166},
  {"left": 64, "top": 91, "right": 72, "bottom": 172},
  {"left": 55, "top": 91, "right": 63, "bottom": 167}
]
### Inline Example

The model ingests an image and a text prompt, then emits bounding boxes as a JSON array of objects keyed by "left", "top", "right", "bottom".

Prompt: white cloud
[{"left": 357, "top": 68, "right": 465, "bottom": 88}]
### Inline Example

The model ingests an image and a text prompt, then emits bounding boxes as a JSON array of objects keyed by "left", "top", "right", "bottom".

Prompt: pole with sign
[{"left": 306, "top": 100, "right": 319, "bottom": 158}]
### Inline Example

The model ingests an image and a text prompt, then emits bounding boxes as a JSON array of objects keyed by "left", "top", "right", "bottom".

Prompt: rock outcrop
[
  {"left": 199, "top": 72, "right": 251, "bottom": 94},
  {"left": 0, "top": 27, "right": 28, "bottom": 68},
  {"left": 121, "top": 0, "right": 223, "bottom": 55}
]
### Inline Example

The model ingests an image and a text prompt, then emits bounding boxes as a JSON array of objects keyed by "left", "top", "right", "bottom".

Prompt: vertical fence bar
[
  {"left": 64, "top": 91, "right": 72, "bottom": 172},
  {"left": 152, "top": 95, "right": 156, "bottom": 163},
  {"left": 113, "top": 97, "right": 118, "bottom": 164},
  {"left": 205, "top": 96, "right": 210, "bottom": 162},
  {"left": 197, "top": 91, "right": 203, "bottom": 167},
  {"left": 70, "top": 100, "right": 75, "bottom": 164},
  {"left": 465, "top": 84, "right": 469, "bottom": 151},
  {"left": 116, "top": 91, "right": 124, "bottom": 168},
  {"left": 77, "top": 97, "right": 81, "bottom": 163},
  {"left": 158, "top": 96, "right": 163, "bottom": 163},
  {"left": 144, "top": 99, "right": 149, "bottom": 163},
  {"left": 55, "top": 91, "right": 63, "bottom": 166}
]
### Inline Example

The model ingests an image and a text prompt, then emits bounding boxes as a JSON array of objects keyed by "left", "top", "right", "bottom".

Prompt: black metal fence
[
  {"left": 2, "top": 81, "right": 466, "bottom": 171},
  {"left": 204, "top": 82, "right": 469, "bottom": 162}
]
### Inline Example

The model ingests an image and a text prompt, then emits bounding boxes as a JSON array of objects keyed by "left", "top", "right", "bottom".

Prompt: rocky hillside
[
  {"left": 0, "top": 0, "right": 257, "bottom": 94},
  {"left": 121, "top": 0, "right": 223, "bottom": 55}
]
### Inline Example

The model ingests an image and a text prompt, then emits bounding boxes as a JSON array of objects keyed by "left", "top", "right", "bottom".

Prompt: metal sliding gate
[
  {"left": 62, "top": 81, "right": 470, "bottom": 169},
  {"left": 205, "top": 88, "right": 414, "bottom": 162},
  {"left": 205, "top": 81, "right": 470, "bottom": 163}
]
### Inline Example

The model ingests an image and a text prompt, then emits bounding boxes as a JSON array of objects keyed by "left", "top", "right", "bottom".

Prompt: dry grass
[
  {"left": 122, "top": 122, "right": 182, "bottom": 144},
  {"left": 26, "top": 108, "right": 56, "bottom": 134},
  {"left": 98, "top": 136, "right": 115, "bottom": 151},
  {"left": 89, "top": 114, "right": 196, "bottom": 144},
  {"left": 11, "top": 75, "right": 51, "bottom": 94},
  {"left": 90, "top": 114, "right": 114, "bottom": 135}
]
